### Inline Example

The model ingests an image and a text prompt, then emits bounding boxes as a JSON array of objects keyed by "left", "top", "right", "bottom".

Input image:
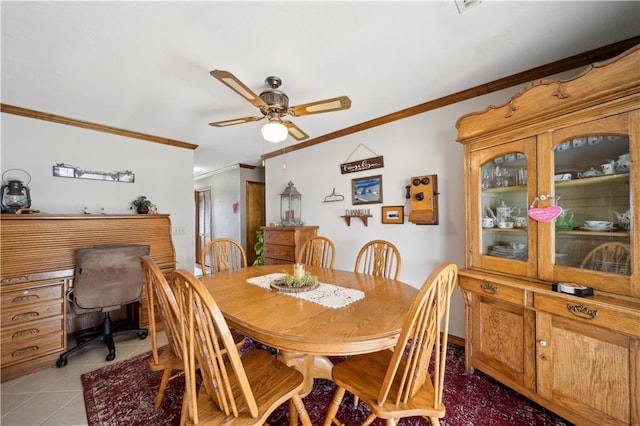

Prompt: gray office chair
[{"left": 56, "top": 244, "right": 150, "bottom": 367}]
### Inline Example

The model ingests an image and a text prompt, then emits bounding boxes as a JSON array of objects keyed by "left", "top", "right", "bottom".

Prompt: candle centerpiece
[{"left": 270, "top": 266, "right": 319, "bottom": 293}]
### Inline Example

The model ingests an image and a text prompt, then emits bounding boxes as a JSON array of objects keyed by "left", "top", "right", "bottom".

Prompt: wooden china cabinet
[{"left": 456, "top": 46, "right": 639, "bottom": 425}]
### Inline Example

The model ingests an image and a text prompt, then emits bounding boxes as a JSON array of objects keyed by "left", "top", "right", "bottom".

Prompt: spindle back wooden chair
[
  {"left": 140, "top": 255, "right": 185, "bottom": 408},
  {"left": 323, "top": 262, "right": 458, "bottom": 426},
  {"left": 298, "top": 236, "right": 335, "bottom": 268},
  {"left": 169, "top": 269, "right": 312, "bottom": 425},
  {"left": 354, "top": 239, "right": 402, "bottom": 280},
  {"left": 200, "top": 238, "right": 247, "bottom": 275},
  {"left": 580, "top": 242, "right": 631, "bottom": 275}
]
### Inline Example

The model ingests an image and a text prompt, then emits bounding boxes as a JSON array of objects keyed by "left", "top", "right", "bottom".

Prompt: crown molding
[
  {"left": 262, "top": 36, "right": 640, "bottom": 161},
  {"left": 0, "top": 104, "right": 198, "bottom": 151}
]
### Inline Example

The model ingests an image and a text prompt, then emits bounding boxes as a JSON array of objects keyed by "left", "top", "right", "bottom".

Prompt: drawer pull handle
[
  {"left": 480, "top": 283, "right": 498, "bottom": 294},
  {"left": 12, "top": 328, "right": 40, "bottom": 339},
  {"left": 12, "top": 294, "right": 40, "bottom": 303},
  {"left": 567, "top": 304, "right": 598, "bottom": 319},
  {"left": 11, "top": 311, "right": 40, "bottom": 321},
  {"left": 12, "top": 346, "right": 39, "bottom": 357}
]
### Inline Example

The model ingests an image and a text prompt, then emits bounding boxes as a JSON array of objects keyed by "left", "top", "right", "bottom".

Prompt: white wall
[
  {"left": 1, "top": 113, "right": 196, "bottom": 271},
  {"left": 264, "top": 87, "right": 526, "bottom": 339}
]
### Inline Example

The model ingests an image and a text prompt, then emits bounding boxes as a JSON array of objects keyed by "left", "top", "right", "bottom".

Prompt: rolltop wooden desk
[{"left": 0, "top": 214, "right": 176, "bottom": 382}]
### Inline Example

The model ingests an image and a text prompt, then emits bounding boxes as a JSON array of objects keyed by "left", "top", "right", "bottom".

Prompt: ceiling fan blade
[
  {"left": 288, "top": 96, "right": 352, "bottom": 117},
  {"left": 210, "top": 70, "right": 267, "bottom": 108},
  {"left": 208, "top": 116, "right": 263, "bottom": 127},
  {"left": 282, "top": 121, "right": 309, "bottom": 140}
]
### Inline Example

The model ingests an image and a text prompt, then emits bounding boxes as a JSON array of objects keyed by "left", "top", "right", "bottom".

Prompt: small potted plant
[
  {"left": 130, "top": 195, "right": 155, "bottom": 214},
  {"left": 252, "top": 230, "right": 264, "bottom": 266}
]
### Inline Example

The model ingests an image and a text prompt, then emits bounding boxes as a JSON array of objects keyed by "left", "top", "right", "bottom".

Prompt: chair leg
[
  {"left": 154, "top": 368, "right": 173, "bottom": 408},
  {"left": 362, "top": 414, "right": 378, "bottom": 426},
  {"left": 428, "top": 417, "right": 440, "bottom": 425},
  {"left": 289, "top": 399, "right": 298, "bottom": 426},
  {"left": 323, "top": 387, "right": 346, "bottom": 426},
  {"left": 290, "top": 394, "right": 311, "bottom": 426}
]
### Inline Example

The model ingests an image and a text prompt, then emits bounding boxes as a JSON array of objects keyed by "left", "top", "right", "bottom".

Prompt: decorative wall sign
[
  {"left": 352, "top": 175, "right": 383, "bottom": 205},
  {"left": 340, "top": 155, "right": 384, "bottom": 174},
  {"left": 340, "top": 143, "right": 384, "bottom": 174},
  {"left": 53, "top": 163, "right": 135, "bottom": 183}
]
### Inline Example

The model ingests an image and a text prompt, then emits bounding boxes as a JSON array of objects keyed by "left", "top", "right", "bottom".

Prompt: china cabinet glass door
[
  {"left": 470, "top": 137, "right": 537, "bottom": 278},
  {"left": 538, "top": 113, "right": 634, "bottom": 294}
]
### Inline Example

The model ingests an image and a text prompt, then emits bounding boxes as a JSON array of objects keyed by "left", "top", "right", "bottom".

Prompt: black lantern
[
  {"left": 279, "top": 181, "right": 303, "bottom": 226},
  {"left": 1, "top": 169, "right": 32, "bottom": 213}
]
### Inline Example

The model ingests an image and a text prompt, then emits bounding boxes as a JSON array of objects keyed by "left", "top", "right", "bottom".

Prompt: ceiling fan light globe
[{"left": 261, "top": 121, "right": 288, "bottom": 143}]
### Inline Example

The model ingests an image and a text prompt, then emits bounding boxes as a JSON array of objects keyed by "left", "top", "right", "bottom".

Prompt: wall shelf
[{"left": 341, "top": 215, "right": 373, "bottom": 226}]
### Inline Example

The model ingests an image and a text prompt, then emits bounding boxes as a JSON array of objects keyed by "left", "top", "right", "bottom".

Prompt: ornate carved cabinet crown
[
  {"left": 456, "top": 46, "right": 639, "bottom": 425},
  {"left": 0, "top": 214, "right": 176, "bottom": 382}
]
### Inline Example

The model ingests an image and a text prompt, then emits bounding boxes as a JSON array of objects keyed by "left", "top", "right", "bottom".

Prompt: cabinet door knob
[{"left": 539, "top": 340, "right": 548, "bottom": 347}]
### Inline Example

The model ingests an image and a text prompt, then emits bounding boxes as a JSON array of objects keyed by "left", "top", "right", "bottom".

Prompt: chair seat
[
  {"left": 149, "top": 346, "right": 184, "bottom": 372},
  {"left": 332, "top": 348, "right": 443, "bottom": 419},
  {"left": 191, "top": 349, "right": 305, "bottom": 425}
]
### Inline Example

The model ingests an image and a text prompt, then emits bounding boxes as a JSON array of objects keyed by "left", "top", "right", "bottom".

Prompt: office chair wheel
[
  {"left": 138, "top": 330, "right": 148, "bottom": 339},
  {"left": 56, "top": 357, "right": 68, "bottom": 368},
  {"left": 106, "top": 351, "right": 116, "bottom": 362}
]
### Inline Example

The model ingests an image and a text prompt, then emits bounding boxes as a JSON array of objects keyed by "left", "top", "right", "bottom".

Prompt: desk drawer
[
  {"left": 460, "top": 276, "right": 525, "bottom": 305},
  {"left": 1, "top": 282, "right": 64, "bottom": 310},
  {"left": 534, "top": 294, "right": 639, "bottom": 336},
  {"left": 264, "top": 231, "right": 294, "bottom": 246},
  {"left": 264, "top": 245, "right": 295, "bottom": 262},
  {"left": 2, "top": 316, "right": 64, "bottom": 347},
  {"left": 1, "top": 329, "right": 64, "bottom": 367},
  {"left": 1, "top": 301, "right": 64, "bottom": 327}
]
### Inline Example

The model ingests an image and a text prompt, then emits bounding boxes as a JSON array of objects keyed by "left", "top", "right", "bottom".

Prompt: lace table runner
[{"left": 246, "top": 273, "right": 364, "bottom": 309}]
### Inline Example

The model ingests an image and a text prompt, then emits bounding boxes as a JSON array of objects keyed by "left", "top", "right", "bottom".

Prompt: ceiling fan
[{"left": 208, "top": 70, "right": 352, "bottom": 143}]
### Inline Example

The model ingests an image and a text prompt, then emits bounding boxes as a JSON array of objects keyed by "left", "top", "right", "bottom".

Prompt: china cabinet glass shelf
[{"left": 554, "top": 173, "right": 629, "bottom": 188}]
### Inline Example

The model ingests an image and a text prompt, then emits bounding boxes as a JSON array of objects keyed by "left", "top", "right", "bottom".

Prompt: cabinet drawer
[
  {"left": 1, "top": 301, "right": 64, "bottom": 327},
  {"left": 534, "top": 294, "right": 640, "bottom": 336},
  {"left": 1, "top": 330, "right": 64, "bottom": 367},
  {"left": 460, "top": 276, "right": 525, "bottom": 305},
  {"left": 263, "top": 245, "right": 295, "bottom": 262},
  {"left": 1, "top": 282, "right": 64, "bottom": 310},
  {"left": 2, "top": 316, "right": 64, "bottom": 346},
  {"left": 264, "top": 231, "right": 294, "bottom": 246}
]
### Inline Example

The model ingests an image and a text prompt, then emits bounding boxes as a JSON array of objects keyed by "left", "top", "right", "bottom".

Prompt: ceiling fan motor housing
[{"left": 259, "top": 89, "right": 289, "bottom": 113}]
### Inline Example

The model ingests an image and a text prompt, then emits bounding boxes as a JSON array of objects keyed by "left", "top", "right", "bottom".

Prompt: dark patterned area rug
[{"left": 81, "top": 342, "right": 572, "bottom": 425}]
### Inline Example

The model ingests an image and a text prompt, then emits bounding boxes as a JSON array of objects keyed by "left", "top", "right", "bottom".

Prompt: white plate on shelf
[{"left": 580, "top": 225, "right": 615, "bottom": 232}]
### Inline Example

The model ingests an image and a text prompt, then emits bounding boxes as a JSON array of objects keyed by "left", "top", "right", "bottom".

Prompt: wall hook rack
[{"left": 323, "top": 188, "right": 345, "bottom": 203}]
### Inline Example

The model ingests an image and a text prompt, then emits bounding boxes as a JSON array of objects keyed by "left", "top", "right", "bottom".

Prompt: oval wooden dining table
[{"left": 200, "top": 264, "right": 418, "bottom": 395}]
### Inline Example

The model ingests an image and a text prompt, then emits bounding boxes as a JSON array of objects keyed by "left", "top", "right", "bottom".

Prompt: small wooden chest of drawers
[{"left": 262, "top": 226, "right": 318, "bottom": 264}]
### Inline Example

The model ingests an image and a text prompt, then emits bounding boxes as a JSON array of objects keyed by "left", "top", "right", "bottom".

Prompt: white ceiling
[{"left": 2, "top": 1, "right": 638, "bottom": 177}]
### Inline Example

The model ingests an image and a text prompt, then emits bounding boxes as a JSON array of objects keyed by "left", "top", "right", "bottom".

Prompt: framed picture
[
  {"left": 351, "top": 175, "right": 383, "bottom": 205},
  {"left": 382, "top": 205, "right": 404, "bottom": 224}
]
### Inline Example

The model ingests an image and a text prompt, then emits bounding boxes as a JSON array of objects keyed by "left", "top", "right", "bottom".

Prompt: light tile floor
[{"left": 1, "top": 332, "right": 167, "bottom": 426}]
